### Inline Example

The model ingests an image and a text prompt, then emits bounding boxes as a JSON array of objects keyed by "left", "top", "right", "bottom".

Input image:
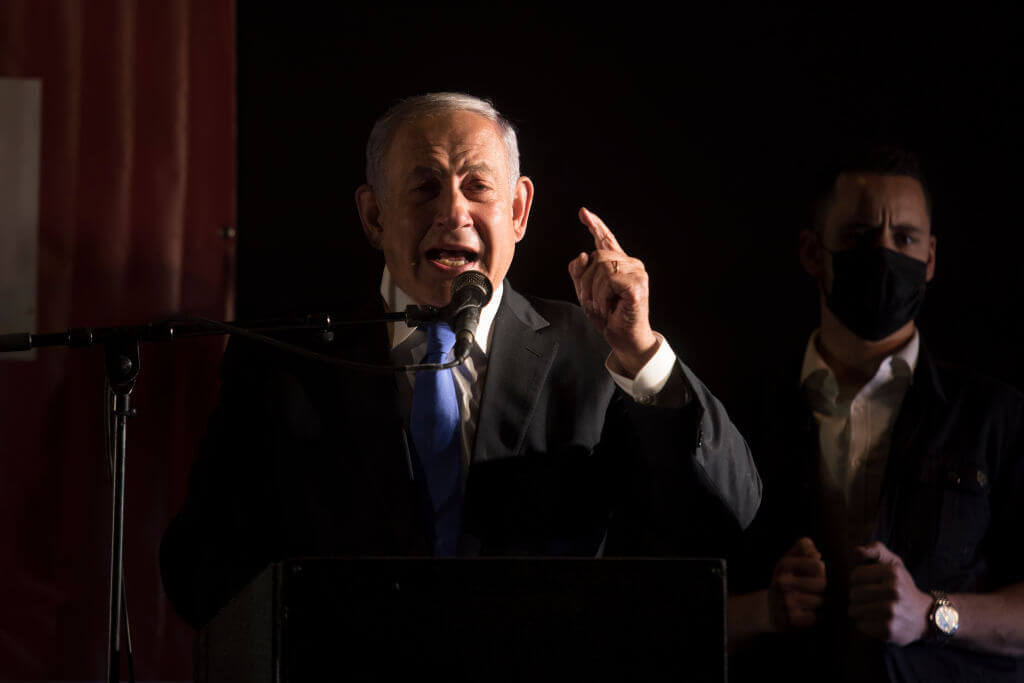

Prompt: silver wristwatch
[{"left": 928, "top": 590, "right": 959, "bottom": 644}]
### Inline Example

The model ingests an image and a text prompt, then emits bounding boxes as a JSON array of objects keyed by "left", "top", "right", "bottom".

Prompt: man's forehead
[
  {"left": 830, "top": 172, "right": 929, "bottom": 225},
  {"left": 388, "top": 111, "right": 506, "bottom": 171}
]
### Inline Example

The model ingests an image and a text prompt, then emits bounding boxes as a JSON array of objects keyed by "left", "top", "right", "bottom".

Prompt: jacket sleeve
[
  {"left": 602, "top": 354, "right": 762, "bottom": 559},
  {"left": 159, "top": 338, "right": 291, "bottom": 629}
]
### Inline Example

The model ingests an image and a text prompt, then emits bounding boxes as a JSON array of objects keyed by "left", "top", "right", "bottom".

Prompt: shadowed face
[
  {"left": 816, "top": 172, "right": 935, "bottom": 290},
  {"left": 356, "top": 110, "right": 533, "bottom": 307},
  {"left": 798, "top": 171, "right": 939, "bottom": 342}
]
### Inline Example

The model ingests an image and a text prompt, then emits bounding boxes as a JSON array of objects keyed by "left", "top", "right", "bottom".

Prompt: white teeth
[{"left": 437, "top": 258, "right": 467, "bottom": 267}]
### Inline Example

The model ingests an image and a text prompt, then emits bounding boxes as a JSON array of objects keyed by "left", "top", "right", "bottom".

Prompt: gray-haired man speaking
[{"left": 160, "top": 92, "right": 761, "bottom": 628}]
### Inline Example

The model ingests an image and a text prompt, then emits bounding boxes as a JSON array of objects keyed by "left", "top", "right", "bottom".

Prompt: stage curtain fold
[{"left": 0, "top": 0, "right": 236, "bottom": 678}]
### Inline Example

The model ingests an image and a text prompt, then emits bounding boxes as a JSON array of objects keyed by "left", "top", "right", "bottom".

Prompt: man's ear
[
  {"left": 355, "top": 184, "right": 384, "bottom": 250},
  {"left": 511, "top": 176, "right": 534, "bottom": 242},
  {"left": 799, "top": 228, "right": 825, "bottom": 280},
  {"left": 925, "top": 234, "right": 936, "bottom": 282}
]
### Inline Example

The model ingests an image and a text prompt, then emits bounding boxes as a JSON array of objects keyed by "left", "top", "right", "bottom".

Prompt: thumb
[
  {"left": 568, "top": 251, "right": 588, "bottom": 280},
  {"left": 787, "top": 536, "right": 821, "bottom": 560},
  {"left": 855, "top": 541, "right": 899, "bottom": 566}
]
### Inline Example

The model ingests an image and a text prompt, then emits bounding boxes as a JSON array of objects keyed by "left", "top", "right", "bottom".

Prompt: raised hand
[{"left": 567, "top": 207, "right": 660, "bottom": 377}]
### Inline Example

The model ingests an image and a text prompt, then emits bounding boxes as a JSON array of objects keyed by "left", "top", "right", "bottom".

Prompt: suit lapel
[{"left": 472, "top": 284, "right": 556, "bottom": 463}]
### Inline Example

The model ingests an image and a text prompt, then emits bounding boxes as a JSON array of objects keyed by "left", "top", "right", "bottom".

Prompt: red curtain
[{"left": 0, "top": 0, "right": 235, "bottom": 678}]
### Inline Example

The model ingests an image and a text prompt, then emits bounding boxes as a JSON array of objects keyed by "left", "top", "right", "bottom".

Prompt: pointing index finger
[{"left": 579, "top": 206, "right": 625, "bottom": 254}]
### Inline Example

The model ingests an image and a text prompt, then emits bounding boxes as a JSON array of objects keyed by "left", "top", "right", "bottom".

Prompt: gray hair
[{"left": 365, "top": 92, "right": 521, "bottom": 199}]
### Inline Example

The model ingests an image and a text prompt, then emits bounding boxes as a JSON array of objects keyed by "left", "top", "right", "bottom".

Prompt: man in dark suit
[
  {"left": 728, "top": 147, "right": 1024, "bottom": 681},
  {"left": 160, "top": 93, "right": 761, "bottom": 629}
]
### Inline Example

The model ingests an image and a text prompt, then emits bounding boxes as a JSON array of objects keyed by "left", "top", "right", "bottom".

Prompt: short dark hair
[{"left": 812, "top": 144, "right": 932, "bottom": 231}]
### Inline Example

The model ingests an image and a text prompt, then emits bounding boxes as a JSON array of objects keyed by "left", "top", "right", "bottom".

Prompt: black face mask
[{"left": 825, "top": 247, "right": 928, "bottom": 341}]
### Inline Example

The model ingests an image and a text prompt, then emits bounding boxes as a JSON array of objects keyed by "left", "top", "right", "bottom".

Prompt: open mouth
[{"left": 425, "top": 248, "right": 478, "bottom": 269}]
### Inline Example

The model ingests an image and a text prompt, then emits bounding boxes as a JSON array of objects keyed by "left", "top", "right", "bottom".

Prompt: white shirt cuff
[{"left": 605, "top": 333, "right": 677, "bottom": 406}]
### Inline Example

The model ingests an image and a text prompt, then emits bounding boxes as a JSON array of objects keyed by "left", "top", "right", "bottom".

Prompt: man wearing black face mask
[{"left": 728, "top": 147, "right": 1024, "bottom": 682}]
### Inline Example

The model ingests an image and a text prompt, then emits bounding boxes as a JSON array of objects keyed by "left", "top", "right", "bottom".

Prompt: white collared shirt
[
  {"left": 380, "top": 268, "right": 680, "bottom": 471},
  {"left": 800, "top": 329, "right": 919, "bottom": 555}
]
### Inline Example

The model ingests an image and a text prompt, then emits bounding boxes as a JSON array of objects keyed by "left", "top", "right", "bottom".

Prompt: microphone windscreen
[{"left": 450, "top": 271, "right": 493, "bottom": 305}]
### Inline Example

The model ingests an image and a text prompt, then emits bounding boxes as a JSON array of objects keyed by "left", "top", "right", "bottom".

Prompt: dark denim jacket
[{"left": 734, "top": 342, "right": 1024, "bottom": 683}]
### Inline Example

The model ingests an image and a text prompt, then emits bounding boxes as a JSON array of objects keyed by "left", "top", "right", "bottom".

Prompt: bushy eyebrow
[
  {"left": 406, "top": 165, "right": 441, "bottom": 183},
  {"left": 404, "top": 162, "right": 498, "bottom": 183},
  {"left": 461, "top": 162, "right": 497, "bottom": 177},
  {"left": 893, "top": 224, "right": 926, "bottom": 234},
  {"left": 841, "top": 221, "right": 926, "bottom": 235}
]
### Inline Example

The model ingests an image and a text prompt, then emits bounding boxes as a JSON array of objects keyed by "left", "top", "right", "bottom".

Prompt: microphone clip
[{"left": 404, "top": 305, "right": 442, "bottom": 328}]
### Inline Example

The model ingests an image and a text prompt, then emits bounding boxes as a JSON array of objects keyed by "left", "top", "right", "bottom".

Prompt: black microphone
[{"left": 443, "top": 271, "right": 493, "bottom": 362}]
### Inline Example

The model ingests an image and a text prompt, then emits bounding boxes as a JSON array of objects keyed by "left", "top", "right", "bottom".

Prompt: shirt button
[{"left": 637, "top": 393, "right": 654, "bottom": 406}]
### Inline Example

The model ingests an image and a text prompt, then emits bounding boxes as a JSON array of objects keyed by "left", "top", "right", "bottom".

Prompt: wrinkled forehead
[
  {"left": 828, "top": 173, "right": 931, "bottom": 231},
  {"left": 384, "top": 111, "right": 509, "bottom": 179}
]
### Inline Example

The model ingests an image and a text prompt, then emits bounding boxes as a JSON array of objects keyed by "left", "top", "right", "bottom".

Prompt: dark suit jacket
[
  {"left": 733, "top": 340, "right": 1024, "bottom": 682},
  {"left": 161, "top": 283, "right": 758, "bottom": 629}
]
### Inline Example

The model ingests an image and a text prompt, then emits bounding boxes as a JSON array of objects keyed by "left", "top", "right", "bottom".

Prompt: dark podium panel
[{"left": 195, "top": 557, "right": 726, "bottom": 682}]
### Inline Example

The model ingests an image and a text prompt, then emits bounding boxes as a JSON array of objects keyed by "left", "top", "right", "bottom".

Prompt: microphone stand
[
  {"left": 0, "top": 306, "right": 453, "bottom": 683},
  {"left": 103, "top": 334, "right": 137, "bottom": 683}
]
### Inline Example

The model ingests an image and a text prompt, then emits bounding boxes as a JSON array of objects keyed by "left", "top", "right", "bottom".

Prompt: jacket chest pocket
[{"left": 931, "top": 466, "right": 992, "bottom": 570}]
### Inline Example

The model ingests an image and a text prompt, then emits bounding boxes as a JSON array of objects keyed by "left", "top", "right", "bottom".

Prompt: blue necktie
[{"left": 409, "top": 322, "right": 461, "bottom": 556}]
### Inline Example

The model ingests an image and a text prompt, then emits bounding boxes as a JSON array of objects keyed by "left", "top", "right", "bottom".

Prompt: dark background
[
  {"left": 237, "top": 5, "right": 1024, "bottom": 412},
  {"left": 32, "top": 3, "right": 1024, "bottom": 678}
]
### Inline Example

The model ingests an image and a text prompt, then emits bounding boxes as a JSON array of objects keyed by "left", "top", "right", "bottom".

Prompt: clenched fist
[
  {"left": 770, "top": 537, "right": 828, "bottom": 631},
  {"left": 848, "top": 541, "right": 932, "bottom": 645}
]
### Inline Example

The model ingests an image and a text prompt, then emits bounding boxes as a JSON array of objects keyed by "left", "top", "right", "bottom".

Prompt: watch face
[{"left": 935, "top": 604, "right": 959, "bottom": 634}]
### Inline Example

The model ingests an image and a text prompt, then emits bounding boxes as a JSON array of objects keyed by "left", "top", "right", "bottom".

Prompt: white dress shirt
[
  {"left": 381, "top": 267, "right": 681, "bottom": 474},
  {"left": 800, "top": 329, "right": 919, "bottom": 564}
]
